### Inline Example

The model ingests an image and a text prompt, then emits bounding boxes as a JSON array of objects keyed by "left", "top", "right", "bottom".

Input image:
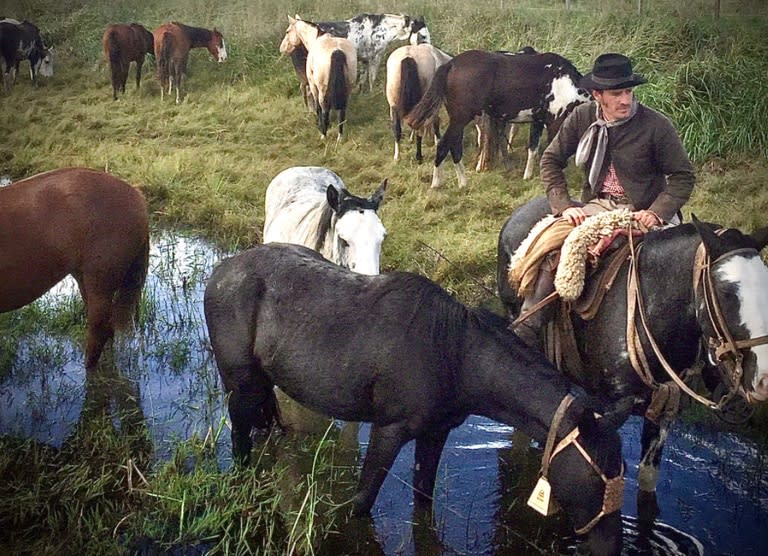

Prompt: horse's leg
[
  {"left": 447, "top": 125, "right": 467, "bottom": 188},
  {"left": 431, "top": 121, "right": 462, "bottom": 188},
  {"left": 83, "top": 290, "right": 115, "bottom": 372},
  {"left": 391, "top": 107, "right": 401, "bottom": 161},
  {"left": 523, "top": 121, "right": 544, "bottom": 179},
  {"left": 353, "top": 422, "right": 410, "bottom": 515},
  {"left": 337, "top": 108, "right": 346, "bottom": 143},
  {"left": 415, "top": 132, "right": 424, "bottom": 163},
  {"left": 413, "top": 427, "right": 450, "bottom": 510},
  {"left": 136, "top": 57, "right": 144, "bottom": 91},
  {"left": 637, "top": 417, "right": 669, "bottom": 523},
  {"left": 367, "top": 54, "right": 381, "bottom": 92}
]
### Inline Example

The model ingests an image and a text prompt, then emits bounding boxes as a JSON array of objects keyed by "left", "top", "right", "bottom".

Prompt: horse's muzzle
[{"left": 745, "top": 375, "right": 768, "bottom": 403}]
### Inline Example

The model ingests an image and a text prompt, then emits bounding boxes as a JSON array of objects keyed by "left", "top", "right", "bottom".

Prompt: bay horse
[
  {"left": 405, "top": 50, "right": 591, "bottom": 188},
  {"left": 152, "top": 21, "right": 227, "bottom": 104},
  {"left": 204, "top": 242, "right": 625, "bottom": 555},
  {"left": 279, "top": 17, "right": 356, "bottom": 141},
  {"left": 263, "top": 166, "right": 387, "bottom": 275},
  {"left": 102, "top": 23, "right": 154, "bottom": 100},
  {"left": 385, "top": 43, "right": 452, "bottom": 162},
  {"left": 497, "top": 196, "right": 768, "bottom": 521},
  {"left": 0, "top": 167, "right": 149, "bottom": 371},
  {"left": 0, "top": 18, "right": 53, "bottom": 91}
]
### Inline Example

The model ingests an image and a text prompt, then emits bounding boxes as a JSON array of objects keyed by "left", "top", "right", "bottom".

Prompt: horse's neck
[
  {"left": 296, "top": 25, "right": 320, "bottom": 48},
  {"left": 184, "top": 25, "right": 212, "bottom": 47}
]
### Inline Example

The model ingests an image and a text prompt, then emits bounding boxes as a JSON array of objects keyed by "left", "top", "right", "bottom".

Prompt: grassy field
[{"left": 1, "top": 0, "right": 768, "bottom": 553}]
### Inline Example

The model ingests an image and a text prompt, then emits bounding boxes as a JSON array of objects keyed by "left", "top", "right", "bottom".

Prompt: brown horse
[
  {"left": 0, "top": 167, "right": 149, "bottom": 371},
  {"left": 153, "top": 21, "right": 227, "bottom": 104},
  {"left": 102, "top": 23, "right": 154, "bottom": 100}
]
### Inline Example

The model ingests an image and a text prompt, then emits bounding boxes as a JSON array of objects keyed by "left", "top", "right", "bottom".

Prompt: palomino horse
[
  {"left": 205, "top": 243, "right": 625, "bottom": 555},
  {"left": 497, "top": 197, "right": 768, "bottom": 522},
  {"left": 406, "top": 50, "right": 590, "bottom": 188},
  {"left": 102, "top": 23, "right": 154, "bottom": 100},
  {"left": 152, "top": 21, "right": 227, "bottom": 104},
  {"left": 279, "top": 17, "right": 356, "bottom": 141},
  {"left": 0, "top": 167, "right": 149, "bottom": 371},
  {"left": 263, "top": 166, "right": 387, "bottom": 275},
  {"left": 0, "top": 18, "right": 53, "bottom": 91},
  {"left": 385, "top": 43, "right": 452, "bottom": 162}
]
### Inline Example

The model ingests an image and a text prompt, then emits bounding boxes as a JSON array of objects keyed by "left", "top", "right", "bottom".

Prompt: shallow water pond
[{"left": 0, "top": 230, "right": 766, "bottom": 555}]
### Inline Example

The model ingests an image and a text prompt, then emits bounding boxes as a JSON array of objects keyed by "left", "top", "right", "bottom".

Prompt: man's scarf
[{"left": 575, "top": 99, "right": 639, "bottom": 191}]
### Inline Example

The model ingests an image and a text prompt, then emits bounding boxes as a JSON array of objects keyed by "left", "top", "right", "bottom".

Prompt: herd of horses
[{"left": 4, "top": 10, "right": 768, "bottom": 556}]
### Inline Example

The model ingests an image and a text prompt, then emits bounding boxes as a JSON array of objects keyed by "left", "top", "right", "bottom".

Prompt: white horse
[
  {"left": 280, "top": 17, "right": 357, "bottom": 141},
  {"left": 386, "top": 43, "right": 452, "bottom": 162},
  {"left": 263, "top": 166, "right": 387, "bottom": 275},
  {"left": 295, "top": 13, "right": 430, "bottom": 92}
]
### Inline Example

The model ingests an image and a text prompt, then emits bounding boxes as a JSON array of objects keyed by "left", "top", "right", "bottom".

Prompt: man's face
[{"left": 593, "top": 88, "right": 634, "bottom": 121}]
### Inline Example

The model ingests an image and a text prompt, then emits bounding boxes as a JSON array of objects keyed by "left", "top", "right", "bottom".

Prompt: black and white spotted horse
[{"left": 0, "top": 18, "right": 53, "bottom": 91}]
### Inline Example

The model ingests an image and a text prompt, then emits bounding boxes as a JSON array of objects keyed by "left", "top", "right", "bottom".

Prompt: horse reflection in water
[
  {"left": 205, "top": 243, "right": 626, "bottom": 555},
  {"left": 498, "top": 197, "right": 768, "bottom": 525}
]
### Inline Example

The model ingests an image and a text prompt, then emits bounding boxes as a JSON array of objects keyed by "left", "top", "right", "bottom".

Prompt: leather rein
[{"left": 627, "top": 230, "right": 768, "bottom": 409}]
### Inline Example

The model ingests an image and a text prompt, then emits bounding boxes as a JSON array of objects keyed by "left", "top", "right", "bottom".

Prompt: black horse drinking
[
  {"left": 497, "top": 197, "right": 768, "bottom": 520},
  {"left": 204, "top": 243, "right": 625, "bottom": 555}
]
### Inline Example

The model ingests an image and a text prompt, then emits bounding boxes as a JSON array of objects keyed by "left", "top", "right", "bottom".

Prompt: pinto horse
[
  {"left": 205, "top": 242, "right": 625, "bottom": 555},
  {"left": 497, "top": 197, "right": 768, "bottom": 521},
  {"left": 279, "top": 17, "right": 356, "bottom": 141},
  {"left": 406, "top": 50, "right": 590, "bottom": 188},
  {"left": 0, "top": 168, "right": 149, "bottom": 371},
  {"left": 152, "top": 21, "right": 227, "bottom": 104},
  {"left": 102, "top": 23, "right": 154, "bottom": 100},
  {"left": 263, "top": 166, "right": 387, "bottom": 275},
  {"left": 385, "top": 43, "right": 452, "bottom": 162},
  {"left": 0, "top": 18, "right": 53, "bottom": 91}
]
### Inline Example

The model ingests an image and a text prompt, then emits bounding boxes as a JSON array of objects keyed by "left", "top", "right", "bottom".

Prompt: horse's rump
[
  {"left": 404, "top": 60, "right": 449, "bottom": 129},
  {"left": 395, "top": 57, "right": 422, "bottom": 116}
]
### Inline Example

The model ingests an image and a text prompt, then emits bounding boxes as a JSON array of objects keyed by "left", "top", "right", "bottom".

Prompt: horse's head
[
  {"left": 207, "top": 28, "right": 226, "bottom": 62},
  {"left": 693, "top": 216, "right": 768, "bottom": 404},
  {"left": 35, "top": 47, "right": 54, "bottom": 78},
  {"left": 408, "top": 16, "right": 431, "bottom": 45},
  {"left": 326, "top": 180, "right": 388, "bottom": 275}
]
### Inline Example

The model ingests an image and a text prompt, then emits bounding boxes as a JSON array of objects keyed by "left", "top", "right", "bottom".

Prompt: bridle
[{"left": 627, "top": 230, "right": 768, "bottom": 409}]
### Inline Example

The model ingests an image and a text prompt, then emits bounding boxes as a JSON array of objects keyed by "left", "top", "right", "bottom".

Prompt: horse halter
[
  {"left": 536, "top": 394, "right": 624, "bottom": 536},
  {"left": 693, "top": 242, "right": 768, "bottom": 405}
]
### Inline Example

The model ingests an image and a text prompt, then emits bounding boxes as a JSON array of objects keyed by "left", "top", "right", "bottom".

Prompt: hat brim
[{"left": 579, "top": 73, "right": 647, "bottom": 90}]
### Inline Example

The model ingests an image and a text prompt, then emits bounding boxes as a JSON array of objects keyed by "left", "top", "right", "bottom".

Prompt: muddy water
[{"left": 0, "top": 231, "right": 766, "bottom": 555}]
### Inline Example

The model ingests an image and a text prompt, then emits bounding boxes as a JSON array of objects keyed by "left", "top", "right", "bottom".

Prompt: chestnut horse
[
  {"left": 280, "top": 17, "right": 356, "bottom": 141},
  {"left": 153, "top": 21, "right": 227, "bottom": 104},
  {"left": 102, "top": 23, "right": 154, "bottom": 100},
  {"left": 0, "top": 168, "right": 149, "bottom": 371}
]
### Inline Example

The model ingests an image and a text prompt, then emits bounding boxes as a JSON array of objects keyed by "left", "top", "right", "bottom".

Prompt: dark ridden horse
[
  {"left": 102, "top": 23, "right": 154, "bottom": 100},
  {"left": 497, "top": 197, "right": 768, "bottom": 520},
  {"left": 153, "top": 21, "right": 227, "bottom": 104},
  {"left": 205, "top": 243, "right": 625, "bottom": 556},
  {"left": 0, "top": 18, "right": 52, "bottom": 91},
  {"left": 406, "top": 50, "right": 590, "bottom": 188},
  {"left": 0, "top": 168, "right": 149, "bottom": 371}
]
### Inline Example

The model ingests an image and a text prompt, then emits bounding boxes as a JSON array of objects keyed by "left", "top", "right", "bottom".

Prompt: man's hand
[
  {"left": 562, "top": 206, "right": 588, "bottom": 226},
  {"left": 632, "top": 209, "right": 662, "bottom": 228}
]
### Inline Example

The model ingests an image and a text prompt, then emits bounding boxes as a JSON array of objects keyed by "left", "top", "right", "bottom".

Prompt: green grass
[{"left": 2, "top": 0, "right": 768, "bottom": 553}]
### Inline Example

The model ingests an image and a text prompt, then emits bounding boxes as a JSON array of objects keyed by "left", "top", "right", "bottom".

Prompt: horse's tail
[
  {"left": 157, "top": 31, "right": 173, "bottom": 84},
  {"left": 396, "top": 57, "right": 422, "bottom": 118},
  {"left": 404, "top": 60, "right": 450, "bottom": 131},
  {"left": 327, "top": 49, "right": 349, "bottom": 111},
  {"left": 112, "top": 235, "right": 149, "bottom": 332},
  {"left": 106, "top": 30, "right": 122, "bottom": 95}
]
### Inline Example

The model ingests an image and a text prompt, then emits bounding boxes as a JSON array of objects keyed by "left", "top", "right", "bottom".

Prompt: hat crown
[{"left": 592, "top": 53, "right": 634, "bottom": 80}]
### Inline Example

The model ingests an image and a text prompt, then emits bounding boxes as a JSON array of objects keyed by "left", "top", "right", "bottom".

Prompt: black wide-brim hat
[{"left": 579, "top": 53, "right": 647, "bottom": 90}]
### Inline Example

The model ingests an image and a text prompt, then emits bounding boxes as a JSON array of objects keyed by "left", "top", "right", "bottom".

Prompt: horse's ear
[
  {"left": 691, "top": 213, "right": 729, "bottom": 260},
  {"left": 288, "top": 15, "right": 295, "bottom": 24},
  {"left": 326, "top": 185, "right": 341, "bottom": 212},
  {"left": 750, "top": 226, "right": 768, "bottom": 251},
  {"left": 370, "top": 179, "right": 387, "bottom": 208}
]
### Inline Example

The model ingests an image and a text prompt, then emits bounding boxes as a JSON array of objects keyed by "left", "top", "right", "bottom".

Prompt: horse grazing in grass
[
  {"left": 0, "top": 18, "right": 53, "bottom": 91},
  {"left": 102, "top": 23, "right": 154, "bottom": 100},
  {"left": 406, "top": 50, "right": 590, "bottom": 188},
  {"left": 279, "top": 17, "right": 356, "bottom": 141},
  {"left": 263, "top": 166, "right": 387, "bottom": 275},
  {"left": 287, "top": 43, "right": 314, "bottom": 111},
  {"left": 0, "top": 168, "right": 149, "bottom": 371},
  {"left": 497, "top": 197, "right": 768, "bottom": 522},
  {"left": 152, "top": 21, "right": 227, "bottom": 104},
  {"left": 204, "top": 242, "right": 625, "bottom": 555},
  {"left": 386, "top": 43, "right": 452, "bottom": 162}
]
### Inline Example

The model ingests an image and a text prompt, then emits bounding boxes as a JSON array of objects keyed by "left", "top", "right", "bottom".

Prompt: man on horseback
[{"left": 513, "top": 53, "right": 695, "bottom": 349}]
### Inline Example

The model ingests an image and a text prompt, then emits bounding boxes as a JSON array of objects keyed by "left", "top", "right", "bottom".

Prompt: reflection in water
[{"left": 0, "top": 231, "right": 766, "bottom": 554}]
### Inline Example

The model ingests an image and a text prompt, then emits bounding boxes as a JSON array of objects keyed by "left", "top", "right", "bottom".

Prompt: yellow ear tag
[{"left": 527, "top": 476, "right": 559, "bottom": 516}]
